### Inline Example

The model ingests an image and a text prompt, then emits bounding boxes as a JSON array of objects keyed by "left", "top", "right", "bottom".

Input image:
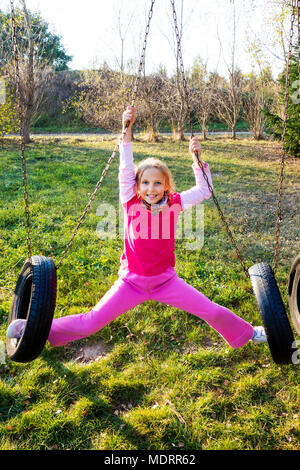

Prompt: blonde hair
[{"left": 135, "top": 158, "right": 175, "bottom": 198}]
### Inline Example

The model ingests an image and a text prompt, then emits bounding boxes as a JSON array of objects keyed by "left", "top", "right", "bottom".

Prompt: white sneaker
[
  {"left": 251, "top": 326, "right": 267, "bottom": 344},
  {"left": 6, "top": 319, "right": 26, "bottom": 339}
]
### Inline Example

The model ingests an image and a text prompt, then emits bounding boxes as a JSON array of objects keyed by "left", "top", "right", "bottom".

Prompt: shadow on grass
[{"left": 40, "top": 345, "right": 155, "bottom": 450}]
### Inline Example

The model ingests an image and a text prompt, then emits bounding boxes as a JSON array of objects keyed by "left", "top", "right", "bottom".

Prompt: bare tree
[
  {"left": 114, "top": 1, "right": 135, "bottom": 77},
  {"left": 97, "top": 0, "right": 136, "bottom": 77},
  {"left": 243, "top": 67, "right": 276, "bottom": 140},
  {"left": 215, "top": 0, "right": 244, "bottom": 138},
  {"left": 39, "top": 70, "right": 81, "bottom": 123},
  {"left": 157, "top": 0, "right": 197, "bottom": 140},
  {"left": 138, "top": 71, "right": 169, "bottom": 141},
  {"left": 160, "top": 71, "right": 185, "bottom": 140},
  {"left": 214, "top": 69, "right": 244, "bottom": 139},
  {"left": 9, "top": 1, "right": 53, "bottom": 143},
  {"left": 190, "top": 58, "right": 221, "bottom": 140},
  {"left": 66, "top": 66, "right": 132, "bottom": 131}
]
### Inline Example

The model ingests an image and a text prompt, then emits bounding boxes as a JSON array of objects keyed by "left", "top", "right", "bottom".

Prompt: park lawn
[{"left": 0, "top": 134, "right": 299, "bottom": 450}]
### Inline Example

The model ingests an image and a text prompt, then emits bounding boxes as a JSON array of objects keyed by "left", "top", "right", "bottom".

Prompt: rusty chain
[
  {"left": 55, "top": 0, "right": 156, "bottom": 268},
  {"left": 10, "top": 0, "right": 32, "bottom": 258},
  {"left": 170, "top": 0, "right": 250, "bottom": 278},
  {"left": 131, "top": 0, "right": 155, "bottom": 107},
  {"left": 273, "top": 0, "right": 297, "bottom": 274}
]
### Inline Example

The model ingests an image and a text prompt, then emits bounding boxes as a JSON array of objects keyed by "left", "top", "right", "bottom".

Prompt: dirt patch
[{"left": 72, "top": 339, "right": 109, "bottom": 364}]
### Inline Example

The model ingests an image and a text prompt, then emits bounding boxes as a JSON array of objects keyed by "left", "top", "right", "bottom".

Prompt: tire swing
[
  {"left": 288, "top": 254, "right": 300, "bottom": 337},
  {"left": 6, "top": 0, "right": 156, "bottom": 363},
  {"left": 170, "top": 0, "right": 297, "bottom": 365},
  {"left": 248, "top": 1, "right": 298, "bottom": 365},
  {"left": 248, "top": 263, "right": 295, "bottom": 365},
  {"left": 6, "top": 257, "right": 57, "bottom": 363},
  {"left": 6, "top": 1, "right": 57, "bottom": 363}
]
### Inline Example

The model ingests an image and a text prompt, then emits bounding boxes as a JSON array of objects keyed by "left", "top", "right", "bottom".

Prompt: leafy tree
[
  {"left": 0, "top": 2, "right": 72, "bottom": 142},
  {"left": 263, "top": 50, "right": 300, "bottom": 157},
  {"left": 0, "top": 8, "right": 72, "bottom": 73}
]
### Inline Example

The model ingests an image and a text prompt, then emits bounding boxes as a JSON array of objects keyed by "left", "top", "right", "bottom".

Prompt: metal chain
[
  {"left": 55, "top": 145, "right": 121, "bottom": 268},
  {"left": 55, "top": 0, "right": 156, "bottom": 268},
  {"left": 131, "top": 0, "right": 155, "bottom": 107},
  {"left": 170, "top": 0, "right": 194, "bottom": 136},
  {"left": 10, "top": 0, "right": 32, "bottom": 258},
  {"left": 170, "top": 0, "right": 250, "bottom": 278},
  {"left": 273, "top": 0, "right": 296, "bottom": 274}
]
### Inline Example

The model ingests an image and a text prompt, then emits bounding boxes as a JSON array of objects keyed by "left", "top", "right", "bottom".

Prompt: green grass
[
  {"left": 32, "top": 119, "right": 250, "bottom": 135},
  {"left": 0, "top": 134, "right": 299, "bottom": 450}
]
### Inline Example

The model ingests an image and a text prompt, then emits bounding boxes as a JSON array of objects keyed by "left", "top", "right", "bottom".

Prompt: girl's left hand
[{"left": 189, "top": 136, "right": 201, "bottom": 164}]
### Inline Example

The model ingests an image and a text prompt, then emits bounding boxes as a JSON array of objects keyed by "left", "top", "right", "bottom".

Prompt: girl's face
[{"left": 137, "top": 167, "right": 168, "bottom": 205}]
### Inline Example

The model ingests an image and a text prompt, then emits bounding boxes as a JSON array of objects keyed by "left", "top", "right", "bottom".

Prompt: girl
[{"left": 7, "top": 106, "right": 267, "bottom": 348}]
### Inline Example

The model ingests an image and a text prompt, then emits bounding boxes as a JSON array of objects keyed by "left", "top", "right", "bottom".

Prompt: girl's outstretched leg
[
  {"left": 151, "top": 274, "right": 253, "bottom": 348},
  {"left": 48, "top": 277, "right": 147, "bottom": 347}
]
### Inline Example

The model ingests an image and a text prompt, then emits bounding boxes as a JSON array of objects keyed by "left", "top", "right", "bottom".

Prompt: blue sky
[{"left": 1, "top": 0, "right": 290, "bottom": 78}]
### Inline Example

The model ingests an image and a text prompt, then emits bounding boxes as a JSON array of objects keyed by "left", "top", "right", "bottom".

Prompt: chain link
[
  {"left": 55, "top": 0, "right": 156, "bottom": 268},
  {"left": 131, "top": 0, "right": 155, "bottom": 107},
  {"left": 273, "top": 0, "right": 296, "bottom": 274},
  {"left": 170, "top": 0, "right": 250, "bottom": 278},
  {"left": 10, "top": 0, "right": 32, "bottom": 258},
  {"left": 170, "top": 0, "right": 194, "bottom": 136}
]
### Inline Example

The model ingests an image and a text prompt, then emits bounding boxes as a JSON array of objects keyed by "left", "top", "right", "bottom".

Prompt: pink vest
[{"left": 120, "top": 193, "right": 182, "bottom": 276}]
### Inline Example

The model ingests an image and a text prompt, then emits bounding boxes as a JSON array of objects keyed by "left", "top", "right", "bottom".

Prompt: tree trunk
[
  {"left": 176, "top": 119, "right": 185, "bottom": 141},
  {"left": 202, "top": 119, "right": 208, "bottom": 140},
  {"left": 23, "top": 116, "right": 32, "bottom": 144},
  {"left": 171, "top": 119, "right": 177, "bottom": 140},
  {"left": 146, "top": 120, "right": 160, "bottom": 142},
  {"left": 253, "top": 129, "right": 264, "bottom": 140}
]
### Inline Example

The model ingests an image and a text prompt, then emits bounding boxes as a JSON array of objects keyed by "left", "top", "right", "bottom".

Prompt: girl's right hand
[
  {"left": 189, "top": 136, "right": 202, "bottom": 165},
  {"left": 122, "top": 106, "right": 136, "bottom": 130}
]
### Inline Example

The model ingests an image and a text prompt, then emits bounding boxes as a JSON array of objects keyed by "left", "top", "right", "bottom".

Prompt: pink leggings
[{"left": 48, "top": 267, "right": 254, "bottom": 348}]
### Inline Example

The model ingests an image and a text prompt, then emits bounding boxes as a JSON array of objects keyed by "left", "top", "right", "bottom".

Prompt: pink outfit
[
  {"left": 120, "top": 192, "right": 182, "bottom": 275},
  {"left": 48, "top": 142, "right": 254, "bottom": 348},
  {"left": 118, "top": 141, "right": 213, "bottom": 276}
]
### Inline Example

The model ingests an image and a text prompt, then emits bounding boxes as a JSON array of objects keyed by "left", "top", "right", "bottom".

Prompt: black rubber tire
[
  {"left": 288, "top": 253, "right": 300, "bottom": 337},
  {"left": 6, "top": 256, "right": 57, "bottom": 363},
  {"left": 248, "top": 262, "right": 295, "bottom": 365}
]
